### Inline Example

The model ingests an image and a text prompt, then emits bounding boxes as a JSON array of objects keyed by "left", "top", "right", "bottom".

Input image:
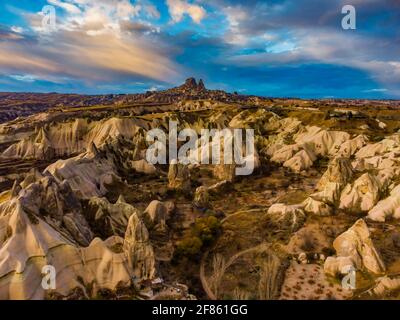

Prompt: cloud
[
  {"left": 10, "top": 26, "right": 24, "bottom": 33},
  {"left": 144, "top": 4, "right": 160, "bottom": 19},
  {"left": 196, "top": 0, "right": 400, "bottom": 96},
  {"left": 363, "top": 88, "right": 388, "bottom": 93},
  {"left": 0, "top": 29, "right": 180, "bottom": 83},
  {"left": 40, "top": 0, "right": 142, "bottom": 36},
  {"left": 0, "top": 1, "right": 182, "bottom": 86},
  {"left": 47, "top": 0, "right": 81, "bottom": 14},
  {"left": 1, "top": 0, "right": 400, "bottom": 97},
  {"left": 167, "top": 0, "right": 206, "bottom": 24},
  {"left": 9, "top": 74, "right": 38, "bottom": 83},
  {"left": 227, "top": 28, "right": 400, "bottom": 95}
]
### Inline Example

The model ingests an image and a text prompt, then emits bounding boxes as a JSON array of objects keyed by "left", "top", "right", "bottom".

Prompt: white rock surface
[
  {"left": 324, "top": 219, "right": 385, "bottom": 276},
  {"left": 45, "top": 147, "right": 118, "bottom": 199},
  {"left": 339, "top": 173, "right": 381, "bottom": 213},
  {"left": 143, "top": 200, "right": 168, "bottom": 229},
  {"left": 2, "top": 118, "right": 143, "bottom": 160},
  {"left": 368, "top": 184, "right": 400, "bottom": 222},
  {"left": 266, "top": 203, "right": 306, "bottom": 231}
]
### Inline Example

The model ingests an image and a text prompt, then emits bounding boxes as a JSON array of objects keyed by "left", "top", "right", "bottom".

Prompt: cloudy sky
[{"left": 0, "top": 0, "right": 399, "bottom": 98}]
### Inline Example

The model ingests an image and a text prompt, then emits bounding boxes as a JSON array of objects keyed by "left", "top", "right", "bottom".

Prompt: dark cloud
[{"left": 0, "top": 0, "right": 399, "bottom": 98}]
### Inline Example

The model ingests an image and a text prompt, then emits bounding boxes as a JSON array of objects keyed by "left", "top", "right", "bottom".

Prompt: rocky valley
[{"left": 1, "top": 79, "right": 400, "bottom": 300}]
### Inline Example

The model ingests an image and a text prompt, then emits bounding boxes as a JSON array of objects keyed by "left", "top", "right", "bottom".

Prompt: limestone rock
[
  {"left": 283, "top": 148, "right": 316, "bottom": 173},
  {"left": 265, "top": 203, "right": 306, "bottom": 232},
  {"left": 229, "top": 108, "right": 270, "bottom": 130},
  {"left": 17, "top": 175, "right": 93, "bottom": 246},
  {"left": 87, "top": 196, "right": 140, "bottom": 237},
  {"left": 0, "top": 196, "right": 134, "bottom": 299},
  {"left": 20, "top": 168, "right": 44, "bottom": 189},
  {"left": 324, "top": 219, "right": 385, "bottom": 276},
  {"left": 213, "top": 163, "right": 236, "bottom": 182},
  {"left": 45, "top": 148, "right": 118, "bottom": 199},
  {"left": 268, "top": 122, "right": 353, "bottom": 173},
  {"left": 123, "top": 213, "right": 156, "bottom": 280},
  {"left": 356, "top": 137, "right": 399, "bottom": 159},
  {"left": 302, "top": 197, "right": 333, "bottom": 216},
  {"left": 368, "top": 276, "right": 400, "bottom": 297},
  {"left": 168, "top": 160, "right": 191, "bottom": 193},
  {"left": 131, "top": 159, "right": 157, "bottom": 175},
  {"left": 10, "top": 179, "right": 21, "bottom": 197},
  {"left": 337, "top": 135, "right": 368, "bottom": 158},
  {"left": 339, "top": 173, "right": 381, "bottom": 213},
  {"left": 143, "top": 200, "right": 168, "bottom": 229},
  {"left": 2, "top": 117, "right": 141, "bottom": 160},
  {"left": 368, "top": 184, "right": 400, "bottom": 222},
  {"left": 271, "top": 144, "right": 302, "bottom": 163},
  {"left": 308, "top": 182, "right": 341, "bottom": 206},
  {"left": 317, "top": 158, "right": 353, "bottom": 191},
  {"left": 193, "top": 186, "right": 210, "bottom": 209}
]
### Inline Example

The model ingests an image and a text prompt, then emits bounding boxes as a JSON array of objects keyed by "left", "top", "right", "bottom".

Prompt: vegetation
[
  {"left": 258, "top": 253, "right": 281, "bottom": 300},
  {"left": 175, "top": 215, "right": 222, "bottom": 258}
]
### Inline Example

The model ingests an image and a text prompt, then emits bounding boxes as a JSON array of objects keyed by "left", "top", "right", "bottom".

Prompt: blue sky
[{"left": 0, "top": 0, "right": 399, "bottom": 98}]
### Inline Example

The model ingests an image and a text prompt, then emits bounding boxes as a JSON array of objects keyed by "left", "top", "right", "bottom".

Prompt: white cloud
[
  {"left": 10, "top": 26, "right": 24, "bottom": 33},
  {"left": 228, "top": 29, "right": 400, "bottom": 95},
  {"left": 9, "top": 74, "right": 38, "bottom": 82},
  {"left": 166, "top": 0, "right": 206, "bottom": 24},
  {"left": 48, "top": 0, "right": 81, "bottom": 14},
  {"left": 0, "top": 30, "right": 180, "bottom": 83},
  {"left": 44, "top": 0, "right": 142, "bottom": 36},
  {"left": 224, "top": 6, "right": 247, "bottom": 28},
  {"left": 0, "top": 0, "right": 182, "bottom": 85},
  {"left": 363, "top": 88, "right": 388, "bottom": 93},
  {"left": 144, "top": 4, "right": 160, "bottom": 19},
  {"left": 222, "top": 6, "right": 248, "bottom": 45}
]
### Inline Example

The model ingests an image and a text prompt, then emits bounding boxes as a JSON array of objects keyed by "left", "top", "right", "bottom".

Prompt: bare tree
[
  {"left": 233, "top": 287, "right": 250, "bottom": 300},
  {"left": 258, "top": 253, "right": 281, "bottom": 300},
  {"left": 209, "top": 254, "right": 226, "bottom": 298}
]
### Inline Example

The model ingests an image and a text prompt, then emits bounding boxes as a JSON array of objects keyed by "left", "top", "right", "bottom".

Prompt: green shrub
[
  {"left": 175, "top": 216, "right": 221, "bottom": 259},
  {"left": 176, "top": 236, "right": 203, "bottom": 257},
  {"left": 193, "top": 216, "right": 221, "bottom": 245}
]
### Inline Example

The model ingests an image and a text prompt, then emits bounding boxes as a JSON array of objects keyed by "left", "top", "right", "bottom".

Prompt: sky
[{"left": 0, "top": 0, "right": 399, "bottom": 99}]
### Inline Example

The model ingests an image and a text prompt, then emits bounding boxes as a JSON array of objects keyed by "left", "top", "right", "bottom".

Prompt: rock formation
[
  {"left": 168, "top": 160, "right": 191, "bottom": 193},
  {"left": 0, "top": 183, "right": 146, "bottom": 299},
  {"left": 123, "top": 213, "right": 156, "bottom": 281},
  {"left": 265, "top": 204, "right": 306, "bottom": 232},
  {"left": 44, "top": 147, "right": 119, "bottom": 199},
  {"left": 143, "top": 200, "right": 168, "bottom": 229},
  {"left": 193, "top": 186, "right": 210, "bottom": 209},
  {"left": 86, "top": 196, "right": 140, "bottom": 237},
  {"left": 324, "top": 219, "right": 385, "bottom": 276},
  {"left": 339, "top": 173, "right": 381, "bottom": 213},
  {"left": 1, "top": 83, "right": 400, "bottom": 300},
  {"left": 368, "top": 184, "right": 400, "bottom": 222}
]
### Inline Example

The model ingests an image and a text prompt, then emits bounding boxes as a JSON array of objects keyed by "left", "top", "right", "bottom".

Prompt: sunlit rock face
[
  {"left": 324, "top": 219, "right": 385, "bottom": 277},
  {"left": 1, "top": 82, "right": 400, "bottom": 300},
  {"left": 339, "top": 173, "right": 381, "bottom": 213},
  {"left": 0, "top": 177, "right": 154, "bottom": 300},
  {"left": 265, "top": 203, "right": 306, "bottom": 232},
  {"left": 168, "top": 161, "right": 191, "bottom": 193},
  {"left": 123, "top": 212, "right": 156, "bottom": 281}
]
